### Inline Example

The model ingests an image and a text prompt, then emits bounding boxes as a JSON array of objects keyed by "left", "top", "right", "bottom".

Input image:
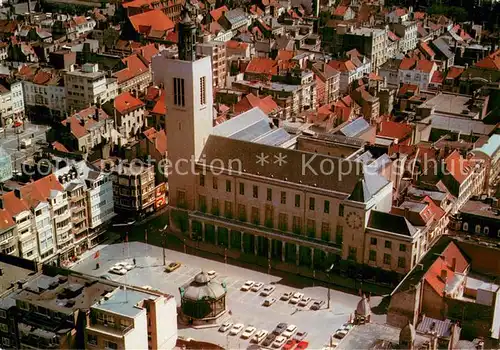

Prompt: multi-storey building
[
  {"left": 310, "top": 62, "right": 340, "bottom": 105},
  {"left": 196, "top": 41, "right": 227, "bottom": 89},
  {"left": 49, "top": 182, "right": 73, "bottom": 263},
  {"left": 470, "top": 134, "right": 500, "bottom": 195},
  {"left": 110, "top": 161, "right": 155, "bottom": 215},
  {"left": 18, "top": 67, "right": 65, "bottom": 117},
  {"left": 344, "top": 27, "right": 388, "bottom": 69},
  {"left": 153, "top": 19, "right": 446, "bottom": 283},
  {"left": 398, "top": 58, "right": 437, "bottom": 91},
  {"left": 113, "top": 54, "right": 152, "bottom": 94},
  {"left": 0, "top": 81, "right": 24, "bottom": 127},
  {"left": 0, "top": 204, "right": 17, "bottom": 257},
  {"left": 2, "top": 190, "right": 38, "bottom": 261},
  {"left": 391, "top": 21, "right": 418, "bottom": 53},
  {"left": 112, "top": 92, "right": 146, "bottom": 141},
  {"left": 64, "top": 63, "right": 117, "bottom": 113}
]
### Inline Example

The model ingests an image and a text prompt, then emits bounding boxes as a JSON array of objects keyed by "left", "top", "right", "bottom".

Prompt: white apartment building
[
  {"left": 398, "top": 58, "right": 437, "bottom": 90},
  {"left": 196, "top": 41, "right": 227, "bottom": 89},
  {"left": 86, "top": 166, "right": 114, "bottom": 246},
  {"left": 392, "top": 21, "right": 418, "bottom": 53},
  {"left": 34, "top": 201, "right": 57, "bottom": 263},
  {"left": 0, "top": 81, "right": 25, "bottom": 127},
  {"left": 50, "top": 188, "right": 73, "bottom": 262},
  {"left": 22, "top": 72, "right": 66, "bottom": 114},
  {"left": 65, "top": 63, "right": 117, "bottom": 113},
  {"left": 113, "top": 92, "right": 145, "bottom": 140},
  {"left": 86, "top": 286, "right": 178, "bottom": 350},
  {"left": 73, "top": 16, "right": 97, "bottom": 37},
  {"left": 346, "top": 27, "right": 388, "bottom": 68}
]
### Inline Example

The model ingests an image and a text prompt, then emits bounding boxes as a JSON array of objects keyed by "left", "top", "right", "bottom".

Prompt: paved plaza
[{"left": 72, "top": 241, "right": 386, "bottom": 349}]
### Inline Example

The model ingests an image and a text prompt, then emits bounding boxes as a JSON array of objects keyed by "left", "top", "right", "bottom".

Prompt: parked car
[
  {"left": 109, "top": 266, "right": 127, "bottom": 275},
  {"left": 298, "top": 296, "right": 311, "bottom": 307},
  {"left": 333, "top": 329, "right": 348, "bottom": 339},
  {"left": 342, "top": 323, "right": 354, "bottom": 331},
  {"left": 241, "top": 326, "right": 257, "bottom": 339},
  {"left": 272, "top": 336, "right": 287, "bottom": 348},
  {"left": 273, "top": 323, "right": 288, "bottom": 335},
  {"left": 296, "top": 341, "right": 309, "bottom": 349},
  {"left": 115, "top": 262, "right": 134, "bottom": 271},
  {"left": 310, "top": 300, "right": 325, "bottom": 310},
  {"left": 207, "top": 270, "right": 217, "bottom": 279},
  {"left": 262, "top": 334, "right": 277, "bottom": 347},
  {"left": 263, "top": 297, "right": 277, "bottom": 307},
  {"left": 165, "top": 262, "right": 181, "bottom": 272},
  {"left": 219, "top": 322, "right": 233, "bottom": 332},
  {"left": 260, "top": 285, "right": 276, "bottom": 296},
  {"left": 280, "top": 292, "right": 293, "bottom": 301},
  {"left": 241, "top": 280, "right": 255, "bottom": 291},
  {"left": 283, "top": 339, "right": 297, "bottom": 350},
  {"left": 99, "top": 274, "right": 111, "bottom": 280},
  {"left": 252, "top": 330, "right": 268, "bottom": 344},
  {"left": 282, "top": 324, "right": 297, "bottom": 338},
  {"left": 290, "top": 292, "right": 304, "bottom": 304},
  {"left": 230, "top": 323, "right": 244, "bottom": 335},
  {"left": 251, "top": 282, "right": 264, "bottom": 292},
  {"left": 293, "top": 331, "right": 308, "bottom": 341}
]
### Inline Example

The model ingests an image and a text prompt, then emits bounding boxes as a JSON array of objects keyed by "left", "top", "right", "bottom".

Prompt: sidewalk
[{"left": 68, "top": 232, "right": 121, "bottom": 269}]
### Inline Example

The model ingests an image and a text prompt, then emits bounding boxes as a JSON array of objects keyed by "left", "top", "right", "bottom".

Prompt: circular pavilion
[{"left": 179, "top": 271, "right": 227, "bottom": 325}]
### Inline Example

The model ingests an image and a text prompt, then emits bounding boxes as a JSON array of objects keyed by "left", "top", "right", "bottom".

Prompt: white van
[{"left": 252, "top": 330, "right": 268, "bottom": 344}]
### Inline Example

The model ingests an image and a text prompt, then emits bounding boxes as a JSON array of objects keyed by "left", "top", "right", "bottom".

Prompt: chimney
[
  {"left": 14, "top": 189, "right": 21, "bottom": 199},
  {"left": 440, "top": 269, "right": 448, "bottom": 282},
  {"left": 80, "top": 118, "right": 85, "bottom": 126}
]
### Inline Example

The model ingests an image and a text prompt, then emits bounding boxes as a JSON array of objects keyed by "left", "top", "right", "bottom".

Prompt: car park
[
  {"left": 241, "top": 280, "right": 255, "bottom": 291},
  {"left": 293, "top": 331, "right": 308, "bottom": 341},
  {"left": 282, "top": 324, "right": 297, "bottom": 338},
  {"left": 230, "top": 323, "right": 244, "bottom": 335},
  {"left": 263, "top": 297, "right": 277, "bottom": 306},
  {"left": 252, "top": 330, "right": 268, "bottom": 344},
  {"left": 283, "top": 339, "right": 297, "bottom": 350},
  {"left": 165, "top": 262, "right": 181, "bottom": 272},
  {"left": 219, "top": 322, "right": 233, "bottom": 332},
  {"left": 251, "top": 282, "right": 264, "bottom": 292},
  {"left": 272, "top": 323, "right": 288, "bottom": 335},
  {"left": 280, "top": 292, "right": 293, "bottom": 301},
  {"left": 298, "top": 296, "right": 311, "bottom": 307},
  {"left": 262, "top": 334, "right": 277, "bottom": 347},
  {"left": 241, "top": 326, "right": 257, "bottom": 339},
  {"left": 260, "top": 285, "right": 276, "bottom": 296},
  {"left": 272, "top": 336, "right": 287, "bottom": 348},
  {"left": 290, "top": 292, "right": 304, "bottom": 304},
  {"left": 310, "top": 300, "right": 325, "bottom": 310},
  {"left": 296, "top": 341, "right": 309, "bottom": 349}
]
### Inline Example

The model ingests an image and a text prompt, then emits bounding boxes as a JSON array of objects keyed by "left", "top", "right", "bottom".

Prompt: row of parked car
[
  {"left": 108, "top": 261, "right": 135, "bottom": 275},
  {"left": 219, "top": 321, "right": 308, "bottom": 349},
  {"left": 330, "top": 323, "right": 354, "bottom": 348},
  {"left": 240, "top": 280, "right": 325, "bottom": 310}
]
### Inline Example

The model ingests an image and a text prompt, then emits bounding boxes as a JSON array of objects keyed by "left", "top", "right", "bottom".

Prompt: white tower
[{"left": 152, "top": 9, "right": 213, "bottom": 209}]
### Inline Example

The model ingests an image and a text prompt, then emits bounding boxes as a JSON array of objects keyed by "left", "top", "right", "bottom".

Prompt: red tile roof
[
  {"left": 416, "top": 59, "right": 435, "bottom": 73},
  {"left": 19, "top": 174, "right": 64, "bottom": 209},
  {"left": 114, "top": 54, "right": 149, "bottom": 84},
  {"left": 413, "top": 11, "right": 425, "bottom": 20},
  {"left": 129, "top": 10, "right": 174, "bottom": 36},
  {"left": 210, "top": 5, "right": 229, "bottom": 21},
  {"left": 276, "top": 50, "right": 294, "bottom": 61},
  {"left": 145, "top": 86, "right": 162, "bottom": 102},
  {"left": 445, "top": 150, "right": 474, "bottom": 184},
  {"left": 393, "top": 8, "right": 407, "bottom": 17},
  {"left": 32, "top": 70, "right": 52, "bottom": 85},
  {"left": 234, "top": 93, "right": 278, "bottom": 115},
  {"left": 398, "top": 83, "right": 419, "bottom": 96},
  {"left": 446, "top": 66, "right": 465, "bottom": 79},
  {"left": 422, "top": 196, "right": 445, "bottom": 221},
  {"left": 52, "top": 141, "right": 69, "bottom": 153},
  {"left": 132, "top": 43, "right": 158, "bottom": 64},
  {"left": 328, "top": 59, "right": 356, "bottom": 72},
  {"left": 114, "top": 92, "right": 145, "bottom": 115},
  {"left": 61, "top": 107, "right": 109, "bottom": 139},
  {"left": 245, "top": 57, "right": 277, "bottom": 75},
  {"left": 333, "top": 6, "right": 348, "bottom": 16},
  {"left": 475, "top": 49, "right": 500, "bottom": 70},
  {"left": 0, "top": 209, "right": 15, "bottom": 230},
  {"left": 378, "top": 121, "right": 413, "bottom": 141},
  {"left": 143, "top": 127, "right": 167, "bottom": 154},
  {"left": 419, "top": 42, "right": 435, "bottom": 58},
  {"left": 431, "top": 70, "right": 444, "bottom": 84},
  {"left": 1, "top": 191, "right": 30, "bottom": 217},
  {"left": 399, "top": 58, "right": 417, "bottom": 70},
  {"left": 151, "top": 95, "right": 166, "bottom": 115},
  {"left": 226, "top": 40, "right": 248, "bottom": 50},
  {"left": 424, "top": 242, "right": 468, "bottom": 296}
]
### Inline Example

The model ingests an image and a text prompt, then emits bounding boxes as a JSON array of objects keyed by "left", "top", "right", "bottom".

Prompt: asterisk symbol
[
  {"left": 274, "top": 153, "right": 287, "bottom": 166},
  {"left": 256, "top": 152, "right": 269, "bottom": 166}
]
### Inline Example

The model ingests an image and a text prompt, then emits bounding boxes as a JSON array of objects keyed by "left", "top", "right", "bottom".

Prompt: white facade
[
  {"left": 65, "top": 64, "right": 117, "bottom": 112},
  {"left": 0, "top": 81, "right": 25, "bottom": 126},
  {"left": 74, "top": 17, "right": 96, "bottom": 36},
  {"left": 14, "top": 209, "right": 38, "bottom": 261},
  {"left": 49, "top": 190, "right": 73, "bottom": 256},
  {"left": 34, "top": 202, "right": 57, "bottom": 263},
  {"left": 398, "top": 63, "right": 437, "bottom": 90},
  {"left": 117, "top": 106, "right": 145, "bottom": 140},
  {"left": 87, "top": 173, "right": 114, "bottom": 230},
  {"left": 23, "top": 81, "right": 66, "bottom": 112}
]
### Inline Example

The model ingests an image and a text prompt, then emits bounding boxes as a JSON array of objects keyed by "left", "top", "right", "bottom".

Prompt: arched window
[
  {"left": 475, "top": 225, "right": 481, "bottom": 234},
  {"left": 463, "top": 222, "right": 469, "bottom": 231},
  {"left": 484, "top": 227, "right": 490, "bottom": 235}
]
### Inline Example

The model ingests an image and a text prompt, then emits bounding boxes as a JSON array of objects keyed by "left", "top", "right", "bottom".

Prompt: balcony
[
  {"left": 70, "top": 192, "right": 86, "bottom": 203},
  {"left": 54, "top": 211, "right": 71, "bottom": 223},
  {"left": 87, "top": 321, "right": 133, "bottom": 337},
  {"left": 72, "top": 215, "right": 86, "bottom": 224}
]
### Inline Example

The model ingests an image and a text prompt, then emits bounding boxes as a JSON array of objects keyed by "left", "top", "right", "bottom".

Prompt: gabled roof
[
  {"left": 367, "top": 210, "right": 418, "bottom": 237},
  {"left": 245, "top": 57, "right": 277, "bottom": 75},
  {"left": 61, "top": 107, "right": 110, "bottom": 139},
  {"left": 52, "top": 141, "right": 69, "bottom": 153},
  {"left": 431, "top": 70, "right": 444, "bottom": 84},
  {"left": 388, "top": 31, "right": 400, "bottom": 41},
  {"left": 419, "top": 42, "right": 435, "bottom": 58},
  {"left": 113, "top": 54, "right": 149, "bottom": 84},
  {"left": 226, "top": 40, "right": 248, "bottom": 50},
  {"left": 445, "top": 150, "right": 474, "bottom": 184},
  {"left": 143, "top": 128, "right": 167, "bottom": 154},
  {"left": 333, "top": 5, "right": 348, "bottom": 16},
  {"left": 416, "top": 59, "right": 435, "bottom": 73},
  {"left": 19, "top": 174, "right": 64, "bottom": 209},
  {"left": 472, "top": 134, "right": 500, "bottom": 158},
  {"left": 1, "top": 191, "right": 30, "bottom": 217},
  {"left": 445, "top": 66, "right": 465, "bottom": 79},
  {"left": 151, "top": 94, "right": 166, "bottom": 115},
  {"left": 399, "top": 58, "right": 417, "bottom": 70},
  {"left": 432, "top": 38, "right": 454, "bottom": 59},
  {"left": 328, "top": 59, "right": 356, "bottom": 72},
  {"left": 0, "top": 209, "right": 15, "bottom": 231},
  {"left": 114, "top": 92, "right": 144, "bottom": 115},
  {"left": 210, "top": 5, "right": 229, "bottom": 21},
  {"left": 475, "top": 49, "right": 500, "bottom": 70},
  {"left": 132, "top": 43, "right": 158, "bottom": 64},
  {"left": 234, "top": 93, "right": 278, "bottom": 115}
]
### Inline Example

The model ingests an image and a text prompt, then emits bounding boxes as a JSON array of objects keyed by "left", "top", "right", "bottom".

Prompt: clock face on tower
[{"left": 346, "top": 211, "right": 363, "bottom": 230}]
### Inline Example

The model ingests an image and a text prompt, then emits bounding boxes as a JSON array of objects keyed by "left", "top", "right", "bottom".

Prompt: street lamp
[
  {"left": 161, "top": 224, "right": 168, "bottom": 266},
  {"left": 326, "top": 263, "right": 334, "bottom": 310}
]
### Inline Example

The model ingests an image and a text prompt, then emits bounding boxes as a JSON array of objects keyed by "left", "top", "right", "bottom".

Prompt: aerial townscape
[{"left": 0, "top": 0, "right": 499, "bottom": 348}]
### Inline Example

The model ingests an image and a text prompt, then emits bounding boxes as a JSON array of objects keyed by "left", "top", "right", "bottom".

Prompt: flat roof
[
  {"left": 460, "top": 200, "right": 500, "bottom": 219},
  {"left": 0, "top": 260, "right": 35, "bottom": 295},
  {"left": 92, "top": 287, "right": 158, "bottom": 318},
  {"left": 418, "top": 93, "right": 481, "bottom": 116}
]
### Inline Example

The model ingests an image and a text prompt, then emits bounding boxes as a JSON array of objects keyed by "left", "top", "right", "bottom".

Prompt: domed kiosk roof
[
  {"left": 182, "top": 272, "right": 226, "bottom": 301},
  {"left": 355, "top": 294, "right": 371, "bottom": 317}
]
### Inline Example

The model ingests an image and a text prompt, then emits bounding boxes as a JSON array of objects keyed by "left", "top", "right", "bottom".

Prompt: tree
[{"left": 102, "top": 28, "right": 119, "bottom": 49}]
